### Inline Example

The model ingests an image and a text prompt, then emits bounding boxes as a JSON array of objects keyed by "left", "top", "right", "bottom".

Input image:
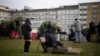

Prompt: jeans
[{"left": 75, "top": 31, "right": 81, "bottom": 43}]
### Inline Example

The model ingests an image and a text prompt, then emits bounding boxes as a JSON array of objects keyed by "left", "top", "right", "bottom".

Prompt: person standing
[
  {"left": 97, "top": 22, "right": 100, "bottom": 35},
  {"left": 22, "top": 18, "right": 32, "bottom": 53},
  {"left": 89, "top": 21, "right": 96, "bottom": 41},
  {"left": 97, "top": 22, "right": 100, "bottom": 41},
  {"left": 73, "top": 18, "right": 82, "bottom": 43}
]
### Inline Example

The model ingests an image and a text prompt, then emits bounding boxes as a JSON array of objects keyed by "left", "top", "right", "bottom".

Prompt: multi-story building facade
[
  {"left": 79, "top": 2, "right": 100, "bottom": 28},
  {"left": 0, "top": 5, "right": 11, "bottom": 21},
  {"left": 12, "top": 5, "right": 78, "bottom": 31},
  {"left": 0, "top": 2, "right": 100, "bottom": 31}
]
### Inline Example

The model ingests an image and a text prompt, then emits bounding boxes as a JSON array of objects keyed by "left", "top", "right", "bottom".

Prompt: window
[
  {"left": 80, "top": 19, "right": 87, "bottom": 21},
  {"left": 80, "top": 14, "right": 87, "bottom": 16},
  {"left": 92, "top": 14, "right": 97, "bottom": 18},
  {"left": 92, "top": 9, "right": 97, "bottom": 13},
  {"left": 66, "top": 10, "right": 70, "bottom": 14},
  {"left": 92, "top": 5, "right": 98, "bottom": 8},
  {"left": 80, "top": 9, "right": 87, "bottom": 11},
  {"left": 74, "top": 10, "right": 78, "bottom": 14},
  {"left": 58, "top": 10, "right": 62, "bottom": 15},
  {"left": 93, "top": 3, "right": 97, "bottom": 5},
  {"left": 80, "top": 4, "right": 87, "bottom": 6},
  {"left": 82, "top": 24, "right": 87, "bottom": 26},
  {"left": 62, "top": 10, "right": 66, "bottom": 14},
  {"left": 70, "top": 10, "right": 74, "bottom": 14},
  {"left": 70, "top": 15, "right": 74, "bottom": 19}
]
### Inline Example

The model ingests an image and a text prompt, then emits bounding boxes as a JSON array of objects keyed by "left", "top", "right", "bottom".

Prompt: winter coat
[
  {"left": 46, "top": 23, "right": 52, "bottom": 33},
  {"left": 22, "top": 19, "right": 32, "bottom": 40},
  {"left": 45, "top": 33, "right": 57, "bottom": 47},
  {"left": 97, "top": 22, "right": 100, "bottom": 34},
  {"left": 89, "top": 22, "right": 96, "bottom": 34}
]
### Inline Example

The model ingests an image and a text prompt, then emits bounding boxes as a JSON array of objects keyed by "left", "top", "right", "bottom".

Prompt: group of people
[
  {"left": 22, "top": 18, "right": 86, "bottom": 53},
  {"left": 87, "top": 21, "right": 100, "bottom": 42},
  {"left": 22, "top": 18, "right": 64, "bottom": 53},
  {"left": 22, "top": 18, "right": 100, "bottom": 53},
  {"left": 69, "top": 18, "right": 100, "bottom": 43}
]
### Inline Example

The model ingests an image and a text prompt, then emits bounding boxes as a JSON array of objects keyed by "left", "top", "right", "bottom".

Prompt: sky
[{"left": 0, "top": 0, "right": 100, "bottom": 9}]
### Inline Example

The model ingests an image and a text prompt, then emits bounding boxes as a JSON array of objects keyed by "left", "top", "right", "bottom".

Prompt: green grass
[{"left": 0, "top": 38, "right": 100, "bottom": 56}]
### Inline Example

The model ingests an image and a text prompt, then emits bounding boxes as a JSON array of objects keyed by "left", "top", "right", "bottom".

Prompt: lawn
[{"left": 0, "top": 38, "right": 100, "bottom": 56}]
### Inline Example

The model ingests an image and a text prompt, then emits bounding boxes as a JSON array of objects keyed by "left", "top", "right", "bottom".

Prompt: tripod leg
[
  {"left": 37, "top": 41, "right": 40, "bottom": 51},
  {"left": 41, "top": 42, "right": 47, "bottom": 52}
]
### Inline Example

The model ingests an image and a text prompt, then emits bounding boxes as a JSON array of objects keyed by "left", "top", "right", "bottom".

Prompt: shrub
[
  {"left": 37, "top": 21, "right": 61, "bottom": 38},
  {"left": 0, "top": 19, "right": 22, "bottom": 38},
  {"left": 0, "top": 21, "right": 13, "bottom": 37},
  {"left": 82, "top": 28, "right": 89, "bottom": 36}
]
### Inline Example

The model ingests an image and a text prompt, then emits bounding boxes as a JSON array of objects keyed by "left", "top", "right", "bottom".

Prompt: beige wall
[
  {"left": 97, "top": 3, "right": 100, "bottom": 23},
  {"left": 87, "top": 3, "right": 92, "bottom": 27}
]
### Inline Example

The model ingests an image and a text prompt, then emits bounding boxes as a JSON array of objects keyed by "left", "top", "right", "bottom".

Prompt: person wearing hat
[{"left": 22, "top": 18, "right": 32, "bottom": 53}]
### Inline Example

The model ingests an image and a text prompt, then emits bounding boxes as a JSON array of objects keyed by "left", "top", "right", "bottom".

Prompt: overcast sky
[{"left": 0, "top": 0, "right": 100, "bottom": 9}]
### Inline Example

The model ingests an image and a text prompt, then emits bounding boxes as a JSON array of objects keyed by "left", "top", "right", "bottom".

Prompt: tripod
[{"left": 37, "top": 37, "right": 46, "bottom": 51}]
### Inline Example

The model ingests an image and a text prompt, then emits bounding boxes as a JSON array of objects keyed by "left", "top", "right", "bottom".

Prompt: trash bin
[
  {"left": 11, "top": 30, "right": 19, "bottom": 39},
  {"left": 31, "top": 33, "right": 37, "bottom": 40}
]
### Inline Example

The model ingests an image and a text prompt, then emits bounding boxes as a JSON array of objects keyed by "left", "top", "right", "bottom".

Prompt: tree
[{"left": 38, "top": 21, "right": 61, "bottom": 34}]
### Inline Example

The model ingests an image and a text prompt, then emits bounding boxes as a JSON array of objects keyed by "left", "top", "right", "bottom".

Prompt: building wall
[
  {"left": 0, "top": 5, "right": 11, "bottom": 21},
  {"left": 79, "top": 2, "right": 100, "bottom": 28},
  {"left": 0, "top": 11, "right": 11, "bottom": 21},
  {"left": 87, "top": 3, "right": 92, "bottom": 27},
  {"left": 79, "top": 4, "right": 88, "bottom": 28},
  {"left": 97, "top": 2, "right": 100, "bottom": 22},
  {"left": 86, "top": 2, "right": 100, "bottom": 27},
  {"left": 57, "top": 9, "right": 78, "bottom": 31},
  {"left": 0, "top": 2, "right": 100, "bottom": 31},
  {"left": 13, "top": 7, "right": 78, "bottom": 31}
]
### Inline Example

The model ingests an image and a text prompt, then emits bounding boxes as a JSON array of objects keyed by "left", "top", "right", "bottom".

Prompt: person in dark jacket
[
  {"left": 97, "top": 22, "right": 100, "bottom": 35},
  {"left": 97, "top": 22, "right": 100, "bottom": 41},
  {"left": 22, "top": 18, "right": 32, "bottom": 53},
  {"left": 45, "top": 21, "right": 52, "bottom": 33},
  {"left": 45, "top": 21, "right": 57, "bottom": 46},
  {"left": 40, "top": 21, "right": 56, "bottom": 53},
  {"left": 89, "top": 21, "right": 96, "bottom": 34},
  {"left": 87, "top": 21, "right": 96, "bottom": 42},
  {"left": 69, "top": 28, "right": 75, "bottom": 41},
  {"left": 41, "top": 21, "right": 65, "bottom": 52}
]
